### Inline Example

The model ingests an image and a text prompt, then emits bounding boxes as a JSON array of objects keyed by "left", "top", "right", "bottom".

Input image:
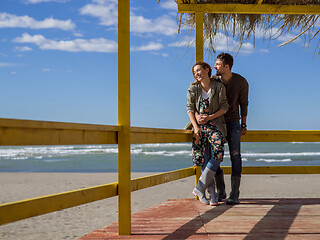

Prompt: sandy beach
[{"left": 1, "top": 172, "right": 320, "bottom": 239}]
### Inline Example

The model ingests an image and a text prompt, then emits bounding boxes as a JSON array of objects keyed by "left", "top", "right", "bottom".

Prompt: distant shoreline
[{"left": 1, "top": 143, "right": 320, "bottom": 173}]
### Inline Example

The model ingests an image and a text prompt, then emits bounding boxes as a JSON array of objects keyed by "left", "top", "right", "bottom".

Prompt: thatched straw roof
[{"left": 163, "top": 0, "right": 320, "bottom": 55}]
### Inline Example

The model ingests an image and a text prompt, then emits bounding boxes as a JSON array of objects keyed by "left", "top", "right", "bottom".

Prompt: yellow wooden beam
[
  {"left": 0, "top": 118, "right": 119, "bottom": 131},
  {"left": 131, "top": 129, "right": 320, "bottom": 143},
  {"left": 221, "top": 166, "right": 320, "bottom": 174},
  {"left": 178, "top": 3, "right": 320, "bottom": 15},
  {"left": 131, "top": 127, "right": 192, "bottom": 144},
  {"left": 0, "top": 182, "right": 118, "bottom": 225},
  {"left": 256, "top": 0, "right": 263, "bottom": 4},
  {"left": 195, "top": 166, "right": 201, "bottom": 200},
  {"left": 118, "top": 0, "right": 131, "bottom": 235},
  {"left": 2, "top": 165, "right": 320, "bottom": 226},
  {"left": 0, "top": 118, "right": 119, "bottom": 145},
  {"left": 0, "top": 119, "right": 320, "bottom": 145},
  {"left": 131, "top": 167, "right": 196, "bottom": 192},
  {"left": 195, "top": 12, "right": 204, "bottom": 62},
  {"left": 242, "top": 130, "right": 320, "bottom": 142}
]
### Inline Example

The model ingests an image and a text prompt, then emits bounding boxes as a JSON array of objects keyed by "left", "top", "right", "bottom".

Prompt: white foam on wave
[
  {"left": 142, "top": 151, "right": 166, "bottom": 156},
  {"left": 43, "top": 159, "right": 67, "bottom": 163},
  {"left": 11, "top": 156, "right": 28, "bottom": 160},
  {"left": 243, "top": 152, "right": 320, "bottom": 157},
  {"left": 133, "top": 143, "right": 191, "bottom": 148},
  {"left": 140, "top": 150, "right": 192, "bottom": 157},
  {"left": 1, "top": 143, "right": 319, "bottom": 160},
  {"left": 131, "top": 149, "right": 143, "bottom": 154},
  {"left": 0, "top": 146, "right": 120, "bottom": 159},
  {"left": 256, "top": 158, "right": 292, "bottom": 163}
]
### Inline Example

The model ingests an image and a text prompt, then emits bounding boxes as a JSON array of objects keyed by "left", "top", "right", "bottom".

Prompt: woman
[{"left": 186, "top": 61, "right": 229, "bottom": 206}]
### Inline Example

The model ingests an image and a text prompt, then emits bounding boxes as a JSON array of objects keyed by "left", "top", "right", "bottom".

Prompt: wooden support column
[
  {"left": 195, "top": 166, "right": 201, "bottom": 188},
  {"left": 195, "top": 11, "right": 203, "bottom": 190},
  {"left": 118, "top": 0, "right": 131, "bottom": 235},
  {"left": 195, "top": 12, "right": 204, "bottom": 62}
]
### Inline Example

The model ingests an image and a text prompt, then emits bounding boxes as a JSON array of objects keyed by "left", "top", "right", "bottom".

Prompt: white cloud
[
  {"left": 169, "top": 39, "right": 192, "bottom": 47},
  {"left": 24, "top": 0, "right": 68, "bottom": 3},
  {"left": 131, "top": 42, "right": 164, "bottom": 51},
  {"left": 315, "top": 19, "right": 320, "bottom": 28},
  {"left": 253, "top": 27, "right": 303, "bottom": 46},
  {"left": 131, "top": 14, "right": 177, "bottom": 36},
  {"left": 14, "top": 33, "right": 164, "bottom": 53},
  {"left": 150, "top": 52, "right": 169, "bottom": 57},
  {"left": 79, "top": 0, "right": 118, "bottom": 27},
  {"left": 159, "top": 0, "right": 177, "bottom": 11},
  {"left": 207, "top": 33, "right": 256, "bottom": 54},
  {"left": 0, "top": 13, "right": 75, "bottom": 30},
  {"left": 14, "top": 33, "right": 118, "bottom": 53},
  {"left": 42, "top": 68, "right": 51, "bottom": 72},
  {"left": 0, "top": 62, "right": 17, "bottom": 67},
  {"left": 80, "top": 1, "right": 178, "bottom": 36},
  {"left": 169, "top": 33, "right": 269, "bottom": 55},
  {"left": 259, "top": 49, "right": 270, "bottom": 53},
  {"left": 15, "top": 46, "right": 33, "bottom": 52},
  {"left": 73, "top": 32, "right": 84, "bottom": 37}
]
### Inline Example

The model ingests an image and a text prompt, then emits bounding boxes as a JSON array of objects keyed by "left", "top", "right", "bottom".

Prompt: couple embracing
[{"left": 187, "top": 53, "right": 249, "bottom": 206}]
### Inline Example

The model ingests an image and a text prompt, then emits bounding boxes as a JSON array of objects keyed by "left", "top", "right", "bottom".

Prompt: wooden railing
[
  {"left": 0, "top": 118, "right": 320, "bottom": 226},
  {"left": 1, "top": 118, "right": 320, "bottom": 145},
  {"left": 0, "top": 167, "right": 196, "bottom": 225}
]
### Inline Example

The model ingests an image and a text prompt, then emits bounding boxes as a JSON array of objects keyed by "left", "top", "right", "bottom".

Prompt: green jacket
[{"left": 186, "top": 78, "right": 229, "bottom": 138}]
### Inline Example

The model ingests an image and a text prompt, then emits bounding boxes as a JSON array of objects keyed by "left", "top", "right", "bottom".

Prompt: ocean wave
[
  {"left": 133, "top": 143, "right": 191, "bottom": 148},
  {"left": 142, "top": 151, "right": 166, "bottom": 155},
  {"left": 256, "top": 158, "right": 292, "bottom": 163},
  {"left": 243, "top": 152, "right": 320, "bottom": 157},
  {"left": 139, "top": 150, "right": 192, "bottom": 156},
  {"left": 10, "top": 156, "right": 29, "bottom": 160},
  {"left": 1, "top": 144, "right": 320, "bottom": 160},
  {"left": 43, "top": 159, "right": 67, "bottom": 163},
  {"left": 0, "top": 146, "right": 119, "bottom": 159}
]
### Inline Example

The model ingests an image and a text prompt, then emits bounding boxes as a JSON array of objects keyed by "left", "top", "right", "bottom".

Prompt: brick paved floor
[{"left": 80, "top": 198, "right": 320, "bottom": 239}]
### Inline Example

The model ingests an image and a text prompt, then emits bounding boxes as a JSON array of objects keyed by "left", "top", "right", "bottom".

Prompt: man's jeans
[{"left": 203, "top": 121, "right": 242, "bottom": 177}]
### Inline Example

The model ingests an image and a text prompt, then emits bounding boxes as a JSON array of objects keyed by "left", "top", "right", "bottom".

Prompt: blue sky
[{"left": 1, "top": 0, "right": 320, "bottom": 130}]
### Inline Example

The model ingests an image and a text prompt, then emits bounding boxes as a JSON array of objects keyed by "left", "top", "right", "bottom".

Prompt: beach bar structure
[{"left": 1, "top": 0, "right": 320, "bottom": 238}]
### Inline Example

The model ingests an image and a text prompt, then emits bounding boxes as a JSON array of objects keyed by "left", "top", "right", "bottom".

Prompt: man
[{"left": 196, "top": 52, "right": 249, "bottom": 205}]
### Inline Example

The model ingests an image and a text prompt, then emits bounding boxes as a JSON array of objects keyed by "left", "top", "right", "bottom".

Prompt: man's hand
[{"left": 241, "top": 128, "right": 247, "bottom": 136}]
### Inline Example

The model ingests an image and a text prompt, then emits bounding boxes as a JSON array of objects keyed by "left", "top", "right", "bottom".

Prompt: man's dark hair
[{"left": 217, "top": 52, "right": 234, "bottom": 70}]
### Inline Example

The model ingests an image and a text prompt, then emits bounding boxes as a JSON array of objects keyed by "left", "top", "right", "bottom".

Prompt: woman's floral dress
[{"left": 192, "top": 97, "right": 224, "bottom": 167}]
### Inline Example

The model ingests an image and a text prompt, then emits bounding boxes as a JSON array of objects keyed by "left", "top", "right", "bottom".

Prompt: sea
[{"left": 0, "top": 142, "right": 320, "bottom": 173}]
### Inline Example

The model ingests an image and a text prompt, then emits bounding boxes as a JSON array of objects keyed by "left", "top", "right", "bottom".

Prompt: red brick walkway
[{"left": 80, "top": 198, "right": 320, "bottom": 239}]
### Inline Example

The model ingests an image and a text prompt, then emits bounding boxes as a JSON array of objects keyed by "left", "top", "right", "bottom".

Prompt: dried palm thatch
[{"left": 160, "top": 0, "right": 320, "bottom": 55}]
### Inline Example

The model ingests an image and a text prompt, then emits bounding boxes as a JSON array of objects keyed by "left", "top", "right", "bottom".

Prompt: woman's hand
[
  {"left": 196, "top": 114, "right": 210, "bottom": 125},
  {"left": 193, "top": 126, "right": 201, "bottom": 141}
]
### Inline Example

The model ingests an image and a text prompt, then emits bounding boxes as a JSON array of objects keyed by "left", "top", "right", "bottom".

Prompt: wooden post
[
  {"left": 195, "top": 11, "right": 203, "bottom": 192},
  {"left": 195, "top": 12, "right": 204, "bottom": 62},
  {"left": 118, "top": 0, "right": 131, "bottom": 235},
  {"left": 195, "top": 166, "right": 201, "bottom": 186}
]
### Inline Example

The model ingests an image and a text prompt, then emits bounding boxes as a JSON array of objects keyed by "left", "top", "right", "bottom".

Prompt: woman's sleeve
[
  {"left": 218, "top": 84, "right": 229, "bottom": 113},
  {"left": 186, "top": 86, "right": 196, "bottom": 112}
]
